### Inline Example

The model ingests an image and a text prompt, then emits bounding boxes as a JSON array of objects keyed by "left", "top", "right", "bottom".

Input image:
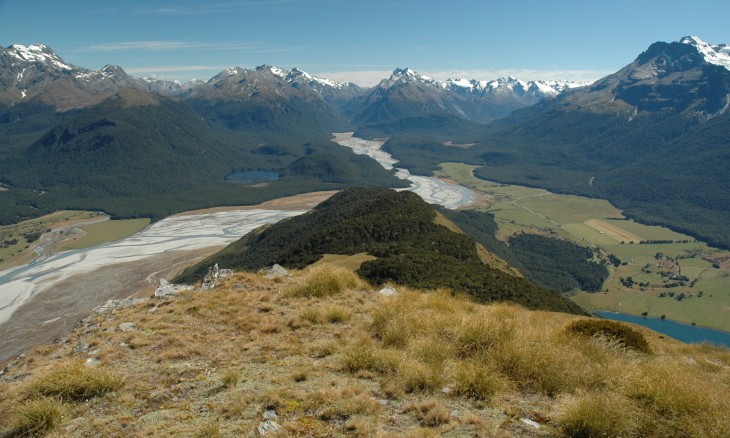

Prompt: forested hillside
[{"left": 175, "top": 187, "right": 587, "bottom": 315}]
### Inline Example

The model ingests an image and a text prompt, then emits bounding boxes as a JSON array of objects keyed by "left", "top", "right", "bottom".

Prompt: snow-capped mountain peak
[
  {"left": 680, "top": 35, "right": 730, "bottom": 71},
  {"left": 7, "top": 43, "right": 74, "bottom": 71},
  {"left": 441, "top": 76, "right": 587, "bottom": 99},
  {"left": 270, "top": 66, "right": 288, "bottom": 79},
  {"left": 393, "top": 67, "right": 435, "bottom": 82},
  {"left": 382, "top": 68, "right": 438, "bottom": 88}
]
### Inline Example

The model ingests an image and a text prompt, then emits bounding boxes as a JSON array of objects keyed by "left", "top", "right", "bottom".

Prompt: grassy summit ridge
[
  {"left": 2, "top": 267, "right": 728, "bottom": 436},
  {"left": 174, "top": 187, "right": 585, "bottom": 315}
]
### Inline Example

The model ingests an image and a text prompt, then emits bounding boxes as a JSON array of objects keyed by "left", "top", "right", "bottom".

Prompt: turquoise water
[
  {"left": 225, "top": 170, "right": 280, "bottom": 184},
  {"left": 595, "top": 311, "right": 730, "bottom": 348}
]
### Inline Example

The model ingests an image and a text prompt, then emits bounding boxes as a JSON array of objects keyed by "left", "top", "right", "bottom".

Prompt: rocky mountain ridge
[{"left": 0, "top": 43, "right": 581, "bottom": 119}]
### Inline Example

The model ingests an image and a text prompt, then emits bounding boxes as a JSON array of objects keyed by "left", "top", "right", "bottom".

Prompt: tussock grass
[
  {"left": 24, "top": 363, "right": 123, "bottom": 401},
  {"left": 452, "top": 360, "right": 506, "bottom": 401},
  {"left": 342, "top": 339, "right": 400, "bottom": 374},
  {"left": 1, "top": 264, "right": 729, "bottom": 437},
  {"left": 323, "top": 304, "right": 352, "bottom": 323},
  {"left": 397, "top": 359, "right": 445, "bottom": 394},
  {"left": 405, "top": 399, "right": 451, "bottom": 427},
  {"left": 559, "top": 391, "right": 640, "bottom": 438},
  {"left": 8, "top": 397, "right": 65, "bottom": 437},
  {"left": 285, "top": 264, "right": 364, "bottom": 298},
  {"left": 220, "top": 368, "right": 240, "bottom": 388}
]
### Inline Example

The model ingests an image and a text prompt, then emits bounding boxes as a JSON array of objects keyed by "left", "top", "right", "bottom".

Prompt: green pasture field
[
  {"left": 436, "top": 162, "right": 730, "bottom": 331},
  {"left": 0, "top": 211, "right": 101, "bottom": 266},
  {"left": 56, "top": 218, "right": 150, "bottom": 251},
  {"left": 312, "top": 253, "right": 377, "bottom": 271},
  {"left": 604, "top": 219, "right": 692, "bottom": 242},
  {"left": 562, "top": 223, "right": 620, "bottom": 247}
]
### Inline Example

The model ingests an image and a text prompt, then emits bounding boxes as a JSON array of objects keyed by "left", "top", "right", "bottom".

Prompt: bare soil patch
[
  {"left": 174, "top": 191, "right": 338, "bottom": 216},
  {"left": 584, "top": 219, "right": 642, "bottom": 243},
  {"left": 443, "top": 140, "right": 478, "bottom": 148}
]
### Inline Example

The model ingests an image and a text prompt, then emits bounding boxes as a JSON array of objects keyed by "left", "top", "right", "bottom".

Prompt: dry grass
[
  {"left": 24, "top": 362, "right": 123, "bottom": 401},
  {"left": 7, "top": 397, "right": 65, "bottom": 437},
  {"left": 0, "top": 265, "right": 728, "bottom": 437},
  {"left": 406, "top": 399, "right": 451, "bottom": 427},
  {"left": 284, "top": 264, "right": 364, "bottom": 298}
]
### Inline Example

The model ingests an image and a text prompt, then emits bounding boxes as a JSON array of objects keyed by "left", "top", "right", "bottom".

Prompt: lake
[
  {"left": 595, "top": 311, "right": 730, "bottom": 348},
  {"left": 225, "top": 170, "right": 280, "bottom": 184}
]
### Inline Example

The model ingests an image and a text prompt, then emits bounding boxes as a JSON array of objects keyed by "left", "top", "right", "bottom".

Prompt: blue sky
[{"left": 1, "top": 0, "right": 728, "bottom": 85}]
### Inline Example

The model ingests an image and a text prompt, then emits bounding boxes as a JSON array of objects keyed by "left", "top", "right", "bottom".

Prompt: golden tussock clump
[{"left": 0, "top": 265, "right": 728, "bottom": 437}]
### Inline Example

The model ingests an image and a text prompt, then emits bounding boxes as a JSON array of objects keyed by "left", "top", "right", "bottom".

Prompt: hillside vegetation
[
  {"left": 1, "top": 266, "right": 728, "bottom": 437},
  {"left": 0, "top": 90, "right": 406, "bottom": 225},
  {"left": 174, "top": 188, "right": 586, "bottom": 315}
]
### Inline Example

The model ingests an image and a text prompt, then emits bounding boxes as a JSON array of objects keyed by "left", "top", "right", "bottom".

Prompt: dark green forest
[
  {"left": 438, "top": 209, "right": 608, "bottom": 293},
  {"left": 0, "top": 91, "right": 406, "bottom": 224},
  {"left": 359, "top": 107, "right": 730, "bottom": 249}
]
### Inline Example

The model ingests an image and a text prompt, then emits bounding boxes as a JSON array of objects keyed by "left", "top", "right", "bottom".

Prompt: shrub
[
  {"left": 9, "top": 397, "right": 65, "bottom": 437},
  {"left": 285, "top": 265, "right": 362, "bottom": 298},
  {"left": 25, "top": 364, "right": 123, "bottom": 401},
  {"left": 566, "top": 319, "right": 651, "bottom": 354}
]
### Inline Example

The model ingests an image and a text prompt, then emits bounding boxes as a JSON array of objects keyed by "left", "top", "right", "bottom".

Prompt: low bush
[{"left": 566, "top": 319, "right": 651, "bottom": 354}]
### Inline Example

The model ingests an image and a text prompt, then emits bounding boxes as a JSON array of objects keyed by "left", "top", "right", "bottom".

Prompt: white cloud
[
  {"left": 315, "top": 68, "right": 612, "bottom": 87},
  {"left": 314, "top": 70, "right": 393, "bottom": 86},
  {"left": 124, "top": 65, "right": 228, "bottom": 74},
  {"left": 421, "top": 68, "right": 612, "bottom": 83}
]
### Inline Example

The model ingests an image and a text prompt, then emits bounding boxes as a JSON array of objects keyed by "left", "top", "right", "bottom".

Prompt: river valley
[{"left": 0, "top": 134, "right": 726, "bottom": 361}]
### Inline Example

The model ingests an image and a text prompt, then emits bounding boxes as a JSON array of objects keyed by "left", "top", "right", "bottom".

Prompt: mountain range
[
  {"left": 0, "top": 42, "right": 582, "bottom": 225},
  {"left": 1, "top": 36, "right": 729, "bottom": 249},
  {"left": 0, "top": 43, "right": 578, "bottom": 123},
  {"left": 368, "top": 36, "right": 730, "bottom": 248}
]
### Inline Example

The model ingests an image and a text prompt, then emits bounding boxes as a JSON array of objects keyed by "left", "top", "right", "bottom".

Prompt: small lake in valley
[{"left": 595, "top": 311, "right": 730, "bottom": 347}]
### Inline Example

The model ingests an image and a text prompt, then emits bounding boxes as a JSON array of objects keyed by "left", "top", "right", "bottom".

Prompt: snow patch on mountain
[
  {"left": 442, "top": 75, "right": 588, "bottom": 98},
  {"left": 270, "top": 66, "right": 288, "bottom": 79},
  {"left": 385, "top": 68, "right": 439, "bottom": 87},
  {"left": 680, "top": 36, "right": 730, "bottom": 71},
  {"left": 284, "top": 67, "right": 355, "bottom": 89},
  {"left": 7, "top": 43, "right": 73, "bottom": 71}
]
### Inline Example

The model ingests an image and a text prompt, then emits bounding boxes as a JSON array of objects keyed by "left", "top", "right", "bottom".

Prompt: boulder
[
  {"left": 378, "top": 286, "right": 398, "bottom": 296},
  {"left": 154, "top": 279, "right": 192, "bottom": 298},
  {"left": 265, "top": 264, "right": 289, "bottom": 279}
]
